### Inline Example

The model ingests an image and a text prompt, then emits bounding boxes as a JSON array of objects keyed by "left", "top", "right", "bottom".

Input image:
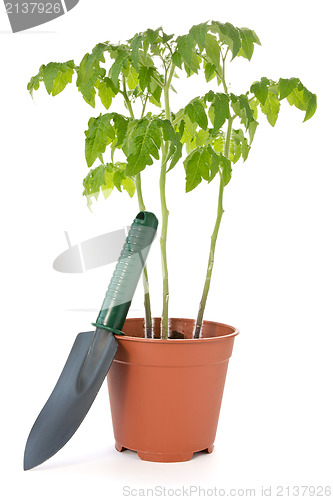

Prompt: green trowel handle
[{"left": 92, "top": 211, "right": 158, "bottom": 334}]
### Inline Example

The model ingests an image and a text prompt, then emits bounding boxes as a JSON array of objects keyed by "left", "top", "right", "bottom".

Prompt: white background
[{"left": 1, "top": 0, "right": 332, "bottom": 498}]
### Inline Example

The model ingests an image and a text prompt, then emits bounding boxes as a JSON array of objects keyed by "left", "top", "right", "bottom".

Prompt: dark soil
[{"left": 168, "top": 330, "right": 185, "bottom": 339}]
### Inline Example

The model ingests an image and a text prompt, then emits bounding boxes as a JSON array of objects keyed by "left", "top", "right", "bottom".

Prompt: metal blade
[{"left": 24, "top": 329, "right": 118, "bottom": 470}]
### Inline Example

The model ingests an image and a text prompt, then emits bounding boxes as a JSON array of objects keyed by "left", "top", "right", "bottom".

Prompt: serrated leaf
[
  {"left": 279, "top": 77, "right": 299, "bottom": 100},
  {"left": 112, "top": 113, "right": 129, "bottom": 147},
  {"left": 130, "top": 34, "right": 143, "bottom": 71},
  {"left": 189, "top": 22, "right": 207, "bottom": 47},
  {"left": 286, "top": 84, "right": 317, "bottom": 122},
  {"left": 151, "top": 80, "right": 162, "bottom": 106},
  {"left": 238, "top": 28, "right": 261, "bottom": 61},
  {"left": 159, "top": 119, "right": 183, "bottom": 171},
  {"left": 204, "top": 33, "right": 221, "bottom": 68},
  {"left": 138, "top": 66, "right": 155, "bottom": 91},
  {"left": 126, "top": 65, "right": 139, "bottom": 90},
  {"left": 213, "top": 22, "right": 241, "bottom": 59},
  {"left": 213, "top": 135, "right": 224, "bottom": 153},
  {"left": 125, "top": 118, "right": 162, "bottom": 175},
  {"left": 85, "top": 114, "right": 115, "bottom": 167},
  {"left": 82, "top": 164, "right": 114, "bottom": 203},
  {"left": 77, "top": 46, "right": 108, "bottom": 106},
  {"left": 250, "top": 77, "right": 270, "bottom": 106},
  {"left": 204, "top": 61, "right": 215, "bottom": 82},
  {"left": 185, "top": 99, "right": 208, "bottom": 130},
  {"left": 248, "top": 119, "right": 259, "bottom": 144},
  {"left": 27, "top": 73, "right": 42, "bottom": 96},
  {"left": 184, "top": 147, "right": 210, "bottom": 191},
  {"left": 97, "top": 79, "right": 115, "bottom": 109},
  {"left": 184, "top": 146, "right": 219, "bottom": 192},
  {"left": 261, "top": 88, "right": 280, "bottom": 126},
  {"left": 146, "top": 27, "right": 161, "bottom": 44},
  {"left": 231, "top": 93, "right": 254, "bottom": 129},
  {"left": 39, "top": 61, "right": 75, "bottom": 96},
  {"left": 183, "top": 51, "right": 201, "bottom": 75},
  {"left": 304, "top": 92, "right": 317, "bottom": 122},
  {"left": 172, "top": 51, "right": 182, "bottom": 69},
  {"left": 121, "top": 177, "right": 136, "bottom": 197},
  {"left": 110, "top": 50, "right": 128, "bottom": 85},
  {"left": 176, "top": 34, "right": 195, "bottom": 67},
  {"left": 220, "top": 155, "right": 232, "bottom": 185},
  {"left": 207, "top": 92, "right": 229, "bottom": 131}
]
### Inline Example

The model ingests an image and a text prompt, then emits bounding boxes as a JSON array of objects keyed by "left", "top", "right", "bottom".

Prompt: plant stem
[
  {"left": 122, "top": 74, "right": 153, "bottom": 337},
  {"left": 193, "top": 52, "right": 232, "bottom": 339},
  {"left": 193, "top": 171, "right": 225, "bottom": 339},
  {"left": 160, "top": 143, "right": 169, "bottom": 339},
  {"left": 122, "top": 74, "right": 135, "bottom": 119},
  {"left": 159, "top": 62, "right": 175, "bottom": 339},
  {"left": 136, "top": 173, "right": 153, "bottom": 338}
]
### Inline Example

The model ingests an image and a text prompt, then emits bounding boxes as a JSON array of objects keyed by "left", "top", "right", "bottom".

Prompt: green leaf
[
  {"left": 204, "top": 33, "right": 221, "bottom": 68},
  {"left": 238, "top": 28, "right": 261, "bottom": 61},
  {"left": 286, "top": 84, "right": 317, "bottom": 122},
  {"left": 111, "top": 164, "right": 136, "bottom": 197},
  {"left": 96, "top": 79, "right": 115, "bottom": 109},
  {"left": 260, "top": 87, "right": 280, "bottom": 126},
  {"left": 138, "top": 66, "right": 155, "bottom": 91},
  {"left": 189, "top": 22, "right": 207, "bottom": 47},
  {"left": 250, "top": 77, "right": 270, "bottom": 106},
  {"left": 184, "top": 146, "right": 219, "bottom": 192},
  {"left": 149, "top": 80, "right": 163, "bottom": 107},
  {"left": 121, "top": 176, "right": 136, "bottom": 197},
  {"left": 213, "top": 135, "right": 224, "bottom": 153},
  {"left": 185, "top": 99, "right": 208, "bottom": 130},
  {"left": 82, "top": 164, "right": 114, "bottom": 204},
  {"left": 204, "top": 61, "right": 215, "bottom": 82},
  {"left": 220, "top": 155, "right": 232, "bottom": 186},
  {"left": 171, "top": 51, "right": 182, "bottom": 69},
  {"left": 126, "top": 65, "right": 139, "bottom": 90},
  {"left": 206, "top": 92, "right": 229, "bottom": 131},
  {"left": 110, "top": 50, "right": 129, "bottom": 85},
  {"left": 304, "top": 91, "right": 317, "bottom": 122},
  {"left": 176, "top": 34, "right": 195, "bottom": 67},
  {"left": 213, "top": 21, "right": 241, "bottom": 59},
  {"left": 76, "top": 45, "right": 109, "bottom": 106},
  {"left": 146, "top": 27, "right": 161, "bottom": 45},
  {"left": 248, "top": 119, "right": 259, "bottom": 144},
  {"left": 279, "top": 77, "right": 299, "bottom": 100},
  {"left": 27, "top": 73, "right": 42, "bottom": 96},
  {"left": 231, "top": 93, "right": 254, "bottom": 129},
  {"left": 129, "top": 34, "right": 143, "bottom": 71},
  {"left": 38, "top": 61, "right": 75, "bottom": 96},
  {"left": 125, "top": 118, "right": 162, "bottom": 175},
  {"left": 112, "top": 113, "right": 129, "bottom": 147},
  {"left": 83, "top": 162, "right": 135, "bottom": 206},
  {"left": 159, "top": 119, "right": 183, "bottom": 171},
  {"left": 85, "top": 114, "right": 115, "bottom": 167}
]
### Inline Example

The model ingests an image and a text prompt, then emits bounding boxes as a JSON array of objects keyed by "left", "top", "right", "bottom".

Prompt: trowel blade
[{"left": 24, "top": 329, "right": 118, "bottom": 470}]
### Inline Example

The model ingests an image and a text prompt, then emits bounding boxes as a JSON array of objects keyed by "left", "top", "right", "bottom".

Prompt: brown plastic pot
[{"left": 107, "top": 317, "right": 238, "bottom": 462}]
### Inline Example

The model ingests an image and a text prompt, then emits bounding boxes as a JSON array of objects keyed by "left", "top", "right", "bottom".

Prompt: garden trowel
[{"left": 24, "top": 211, "right": 158, "bottom": 470}]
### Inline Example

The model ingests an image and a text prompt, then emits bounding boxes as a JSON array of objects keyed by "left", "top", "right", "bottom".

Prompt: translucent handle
[{"left": 93, "top": 212, "right": 158, "bottom": 334}]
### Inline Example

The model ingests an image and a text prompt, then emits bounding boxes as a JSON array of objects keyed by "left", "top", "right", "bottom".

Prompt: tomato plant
[{"left": 28, "top": 21, "right": 317, "bottom": 339}]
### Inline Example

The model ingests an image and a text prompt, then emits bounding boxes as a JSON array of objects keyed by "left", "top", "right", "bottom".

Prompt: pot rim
[{"left": 115, "top": 317, "right": 239, "bottom": 343}]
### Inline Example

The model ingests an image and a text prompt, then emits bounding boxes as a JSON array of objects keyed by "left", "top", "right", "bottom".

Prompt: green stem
[
  {"left": 122, "top": 74, "right": 153, "bottom": 337},
  {"left": 193, "top": 53, "right": 232, "bottom": 338},
  {"left": 122, "top": 74, "right": 135, "bottom": 119},
  {"left": 136, "top": 173, "right": 153, "bottom": 338},
  {"left": 160, "top": 143, "right": 169, "bottom": 339},
  {"left": 159, "top": 62, "right": 175, "bottom": 339}
]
